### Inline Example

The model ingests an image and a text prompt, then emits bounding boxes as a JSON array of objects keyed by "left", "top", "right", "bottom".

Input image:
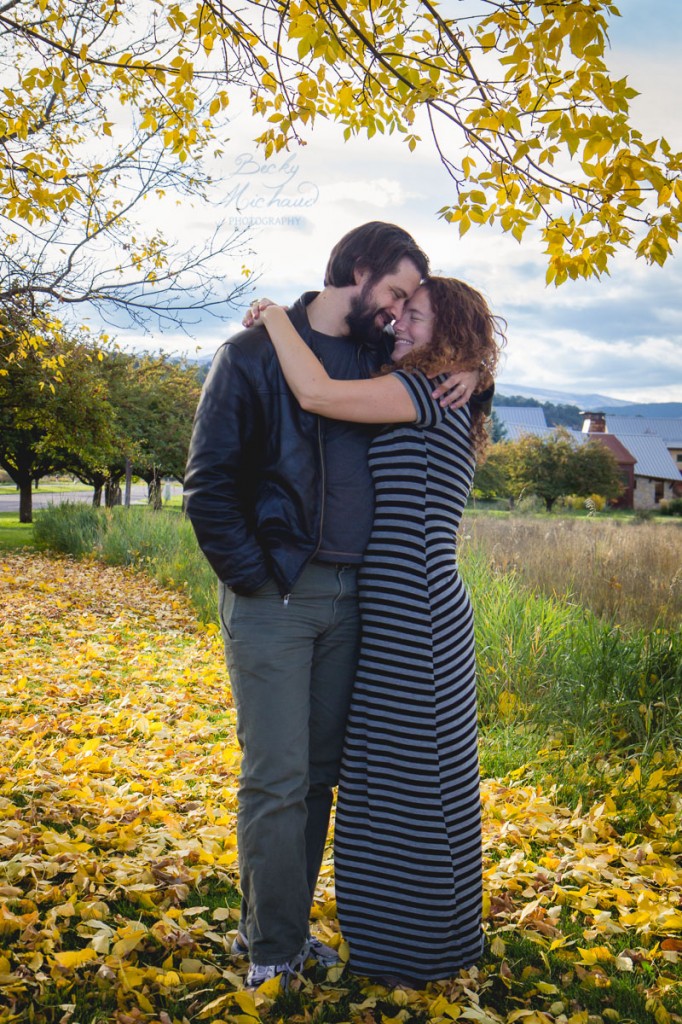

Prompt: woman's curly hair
[{"left": 387, "top": 276, "right": 506, "bottom": 458}]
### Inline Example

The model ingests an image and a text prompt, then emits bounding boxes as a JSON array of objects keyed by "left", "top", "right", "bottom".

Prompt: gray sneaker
[
  {"left": 231, "top": 932, "right": 249, "bottom": 956},
  {"left": 307, "top": 935, "right": 341, "bottom": 967},
  {"left": 244, "top": 942, "right": 308, "bottom": 990},
  {"left": 234, "top": 933, "right": 339, "bottom": 968}
]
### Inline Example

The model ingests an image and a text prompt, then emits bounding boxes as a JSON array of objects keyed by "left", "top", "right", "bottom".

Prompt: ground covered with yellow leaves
[{"left": 1, "top": 554, "right": 681, "bottom": 1024}]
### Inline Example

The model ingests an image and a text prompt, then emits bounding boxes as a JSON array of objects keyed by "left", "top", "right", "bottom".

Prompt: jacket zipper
[
  {"left": 315, "top": 354, "right": 327, "bottom": 558},
  {"left": 314, "top": 413, "right": 326, "bottom": 557}
]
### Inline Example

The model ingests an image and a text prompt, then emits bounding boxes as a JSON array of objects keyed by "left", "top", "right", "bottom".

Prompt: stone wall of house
[{"left": 633, "top": 477, "right": 676, "bottom": 510}]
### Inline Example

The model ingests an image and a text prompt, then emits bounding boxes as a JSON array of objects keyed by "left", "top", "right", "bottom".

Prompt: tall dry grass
[{"left": 461, "top": 513, "right": 682, "bottom": 630}]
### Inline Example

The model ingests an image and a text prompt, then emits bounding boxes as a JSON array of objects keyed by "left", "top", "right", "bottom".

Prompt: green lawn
[
  {"left": 464, "top": 503, "right": 672, "bottom": 523},
  {"left": 0, "top": 512, "right": 34, "bottom": 550},
  {"left": 0, "top": 479, "right": 90, "bottom": 494}
]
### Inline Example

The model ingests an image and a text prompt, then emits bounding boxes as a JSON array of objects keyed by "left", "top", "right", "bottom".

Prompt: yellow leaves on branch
[{"left": 1, "top": 0, "right": 680, "bottom": 278}]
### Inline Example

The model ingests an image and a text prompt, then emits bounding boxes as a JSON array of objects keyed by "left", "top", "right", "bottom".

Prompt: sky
[{"left": 117, "top": 0, "right": 682, "bottom": 405}]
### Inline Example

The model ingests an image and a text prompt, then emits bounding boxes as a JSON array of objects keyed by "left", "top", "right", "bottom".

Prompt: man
[{"left": 183, "top": 222, "right": 482, "bottom": 988}]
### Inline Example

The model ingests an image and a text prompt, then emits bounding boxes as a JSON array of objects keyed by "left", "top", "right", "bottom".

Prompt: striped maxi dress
[{"left": 334, "top": 370, "right": 484, "bottom": 985}]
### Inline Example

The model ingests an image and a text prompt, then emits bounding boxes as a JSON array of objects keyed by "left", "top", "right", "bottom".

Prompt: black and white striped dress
[{"left": 334, "top": 370, "right": 483, "bottom": 984}]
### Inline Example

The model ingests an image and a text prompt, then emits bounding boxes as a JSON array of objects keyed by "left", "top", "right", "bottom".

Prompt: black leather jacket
[
  {"left": 184, "top": 294, "right": 387, "bottom": 596},
  {"left": 184, "top": 293, "right": 494, "bottom": 597}
]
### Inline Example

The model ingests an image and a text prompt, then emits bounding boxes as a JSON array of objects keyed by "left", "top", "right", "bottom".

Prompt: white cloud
[
  {"left": 319, "top": 178, "right": 417, "bottom": 207},
  {"left": 107, "top": 5, "right": 682, "bottom": 405}
]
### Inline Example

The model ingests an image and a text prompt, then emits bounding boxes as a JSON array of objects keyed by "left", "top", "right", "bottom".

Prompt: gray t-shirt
[{"left": 309, "top": 329, "right": 384, "bottom": 563}]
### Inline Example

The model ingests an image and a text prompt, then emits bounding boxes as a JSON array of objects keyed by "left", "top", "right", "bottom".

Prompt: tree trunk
[
  {"left": 148, "top": 472, "right": 162, "bottom": 511},
  {"left": 105, "top": 479, "right": 122, "bottom": 507},
  {"left": 124, "top": 458, "right": 132, "bottom": 507},
  {"left": 19, "top": 477, "right": 33, "bottom": 523},
  {"left": 93, "top": 486, "right": 103, "bottom": 507}
]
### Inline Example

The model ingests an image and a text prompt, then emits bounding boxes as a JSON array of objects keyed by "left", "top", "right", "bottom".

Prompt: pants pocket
[{"left": 218, "top": 582, "right": 236, "bottom": 640}]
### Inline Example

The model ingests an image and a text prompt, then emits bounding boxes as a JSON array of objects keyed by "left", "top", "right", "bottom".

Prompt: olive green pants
[{"left": 219, "top": 563, "right": 360, "bottom": 965}]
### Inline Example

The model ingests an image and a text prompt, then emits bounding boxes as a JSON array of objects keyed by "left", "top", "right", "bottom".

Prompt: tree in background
[
  {"left": 504, "top": 429, "right": 622, "bottom": 511},
  {"left": 568, "top": 439, "right": 623, "bottom": 505},
  {"left": 64, "top": 351, "right": 203, "bottom": 509},
  {"left": 67, "top": 351, "right": 137, "bottom": 507},
  {"left": 495, "top": 395, "right": 584, "bottom": 430},
  {"left": 0, "top": 317, "right": 118, "bottom": 522},
  {"left": 1, "top": 0, "right": 680, "bottom": 371},
  {"left": 472, "top": 443, "right": 511, "bottom": 502},
  {"left": 123, "top": 355, "right": 203, "bottom": 509},
  {"left": 489, "top": 412, "right": 508, "bottom": 443},
  {"left": 0, "top": 307, "right": 203, "bottom": 517}
]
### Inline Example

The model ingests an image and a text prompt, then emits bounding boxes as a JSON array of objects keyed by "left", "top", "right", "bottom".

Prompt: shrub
[
  {"left": 100, "top": 507, "right": 218, "bottom": 623},
  {"left": 34, "top": 502, "right": 107, "bottom": 558},
  {"left": 659, "top": 497, "right": 682, "bottom": 516},
  {"left": 633, "top": 508, "right": 655, "bottom": 522},
  {"left": 587, "top": 492, "right": 606, "bottom": 511},
  {"left": 511, "top": 493, "right": 544, "bottom": 515},
  {"left": 560, "top": 493, "right": 606, "bottom": 513}
]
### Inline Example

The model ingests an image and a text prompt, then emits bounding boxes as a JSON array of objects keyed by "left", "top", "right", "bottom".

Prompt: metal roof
[
  {"left": 494, "top": 406, "right": 548, "bottom": 429},
  {"left": 614, "top": 433, "right": 682, "bottom": 482},
  {"left": 605, "top": 415, "right": 682, "bottom": 446},
  {"left": 503, "top": 424, "right": 587, "bottom": 444}
]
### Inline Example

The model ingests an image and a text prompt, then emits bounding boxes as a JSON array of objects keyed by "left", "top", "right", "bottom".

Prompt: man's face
[{"left": 346, "top": 257, "right": 422, "bottom": 345}]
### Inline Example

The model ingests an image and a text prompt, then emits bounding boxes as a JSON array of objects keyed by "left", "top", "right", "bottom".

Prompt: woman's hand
[
  {"left": 242, "top": 297, "right": 282, "bottom": 328},
  {"left": 430, "top": 368, "right": 480, "bottom": 409}
]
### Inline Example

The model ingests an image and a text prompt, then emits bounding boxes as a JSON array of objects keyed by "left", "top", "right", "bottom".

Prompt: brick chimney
[{"left": 581, "top": 411, "right": 606, "bottom": 433}]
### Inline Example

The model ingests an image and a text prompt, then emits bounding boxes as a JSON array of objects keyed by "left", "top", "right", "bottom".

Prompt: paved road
[{"left": 0, "top": 483, "right": 169, "bottom": 513}]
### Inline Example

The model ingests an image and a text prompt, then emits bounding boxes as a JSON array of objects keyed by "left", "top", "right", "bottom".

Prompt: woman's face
[{"left": 390, "top": 286, "right": 434, "bottom": 363}]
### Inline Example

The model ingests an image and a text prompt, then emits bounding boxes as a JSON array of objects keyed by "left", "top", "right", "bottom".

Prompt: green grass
[
  {"left": 0, "top": 478, "right": 91, "bottom": 493},
  {"left": 465, "top": 503, "right": 673, "bottom": 524},
  {"left": 0, "top": 511, "right": 35, "bottom": 549},
  {"left": 463, "top": 544, "right": 682, "bottom": 753}
]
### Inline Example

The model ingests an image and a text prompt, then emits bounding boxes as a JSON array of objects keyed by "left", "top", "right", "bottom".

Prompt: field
[
  {"left": 1, "top": 506, "right": 680, "bottom": 1024},
  {"left": 463, "top": 512, "right": 682, "bottom": 631}
]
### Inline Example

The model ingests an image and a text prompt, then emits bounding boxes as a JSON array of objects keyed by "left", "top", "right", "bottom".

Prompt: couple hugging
[{"left": 184, "top": 221, "right": 504, "bottom": 990}]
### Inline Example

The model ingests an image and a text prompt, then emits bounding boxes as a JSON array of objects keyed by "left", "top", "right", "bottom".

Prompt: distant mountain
[
  {"left": 496, "top": 382, "right": 634, "bottom": 408},
  {"left": 600, "top": 402, "right": 682, "bottom": 419}
]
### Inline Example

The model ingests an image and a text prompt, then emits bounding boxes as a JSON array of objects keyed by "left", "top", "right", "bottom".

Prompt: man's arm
[
  {"left": 431, "top": 373, "right": 494, "bottom": 414},
  {"left": 184, "top": 343, "right": 270, "bottom": 594}
]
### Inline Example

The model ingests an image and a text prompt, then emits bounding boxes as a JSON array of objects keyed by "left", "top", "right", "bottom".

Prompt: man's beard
[{"left": 345, "top": 283, "right": 390, "bottom": 348}]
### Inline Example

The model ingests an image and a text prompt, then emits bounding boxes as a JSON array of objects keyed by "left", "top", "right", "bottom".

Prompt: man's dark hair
[{"left": 324, "top": 221, "right": 429, "bottom": 288}]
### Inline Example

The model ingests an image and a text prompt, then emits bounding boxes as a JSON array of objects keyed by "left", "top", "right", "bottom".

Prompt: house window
[{"left": 654, "top": 480, "right": 664, "bottom": 503}]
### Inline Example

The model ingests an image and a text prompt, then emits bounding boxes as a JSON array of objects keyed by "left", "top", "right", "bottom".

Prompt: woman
[{"left": 255, "top": 277, "right": 504, "bottom": 987}]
